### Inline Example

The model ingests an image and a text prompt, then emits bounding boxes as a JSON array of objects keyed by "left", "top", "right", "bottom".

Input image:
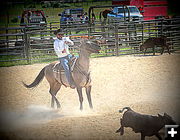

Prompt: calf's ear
[
  {"left": 164, "top": 113, "right": 168, "bottom": 116},
  {"left": 164, "top": 113, "right": 172, "bottom": 119},
  {"left": 158, "top": 113, "right": 163, "bottom": 118}
]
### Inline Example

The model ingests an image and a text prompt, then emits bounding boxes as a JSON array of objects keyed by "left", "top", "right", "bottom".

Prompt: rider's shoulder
[{"left": 54, "top": 38, "right": 60, "bottom": 42}]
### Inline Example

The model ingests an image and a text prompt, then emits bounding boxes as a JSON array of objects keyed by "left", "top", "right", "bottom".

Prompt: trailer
[{"left": 112, "top": 0, "right": 168, "bottom": 20}]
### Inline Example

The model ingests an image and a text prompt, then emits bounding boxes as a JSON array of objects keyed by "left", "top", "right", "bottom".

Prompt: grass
[
  {"left": 0, "top": 55, "right": 29, "bottom": 67},
  {"left": 0, "top": 52, "right": 57, "bottom": 67},
  {"left": 0, "top": 46, "right": 119, "bottom": 67}
]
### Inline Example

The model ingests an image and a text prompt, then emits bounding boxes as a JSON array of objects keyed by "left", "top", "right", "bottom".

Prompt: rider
[{"left": 53, "top": 29, "right": 76, "bottom": 89}]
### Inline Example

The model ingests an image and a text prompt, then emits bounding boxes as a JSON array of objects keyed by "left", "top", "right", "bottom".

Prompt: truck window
[
  {"left": 71, "top": 10, "right": 83, "bottom": 15},
  {"left": 118, "top": 8, "right": 128, "bottom": 13},
  {"left": 129, "top": 7, "right": 140, "bottom": 13}
]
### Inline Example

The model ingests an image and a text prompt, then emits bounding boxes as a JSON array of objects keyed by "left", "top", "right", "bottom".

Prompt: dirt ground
[{"left": 0, "top": 54, "right": 179, "bottom": 140}]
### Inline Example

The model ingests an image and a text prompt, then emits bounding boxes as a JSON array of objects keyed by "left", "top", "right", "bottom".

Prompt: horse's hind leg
[
  {"left": 85, "top": 85, "right": 93, "bottom": 109},
  {"left": 49, "top": 82, "right": 61, "bottom": 108},
  {"left": 50, "top": 93, "right": 60, "bottom": 108},
  {"left": 77, "top": 87, "right": 83, "bottom": 110}
]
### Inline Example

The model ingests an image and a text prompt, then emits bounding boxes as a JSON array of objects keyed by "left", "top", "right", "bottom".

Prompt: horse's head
[{"left": 80, "top": 39, "right": 101, "bottom": 54}]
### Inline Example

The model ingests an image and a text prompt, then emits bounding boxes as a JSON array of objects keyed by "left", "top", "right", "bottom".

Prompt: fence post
[
  {"left": 88, "top": 23, "right": 91, "bottom": 38},
  {"left": 50, "top": 22, "right": 52, "bottom": 31},
  {"left": 6, "top": 27, "right": 9, "bottom": 49},
  {"left": 160, "top": 19, "right": 163, "bottom": 36},
  {"left": 114, "top": 24, "right": 119, "bottom": 56},
  {"left": 148, "top": 22, "right": 150, "bottom": 37},
  {"left": 141, "top": 22, "right": 144, "bottom": 44},
  {"left": 23, "top": 28, "right": 31, "bottom": 64}
]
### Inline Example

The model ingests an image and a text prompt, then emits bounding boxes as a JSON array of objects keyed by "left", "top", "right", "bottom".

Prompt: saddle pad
[{"left": 52, "top": 57, "right": 77, "bottom": 73}]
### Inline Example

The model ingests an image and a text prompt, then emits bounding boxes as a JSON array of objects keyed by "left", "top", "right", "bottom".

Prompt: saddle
[
  {"left": 52, "top": 55, "right": 91, "bottom": 88},
  {"left": 52, "top": 56, "right": 77, "bottom": 73}
]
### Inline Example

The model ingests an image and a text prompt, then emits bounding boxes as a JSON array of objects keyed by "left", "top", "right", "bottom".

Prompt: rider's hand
[
  {"left": 64, "top": 41, "right": 69, "bottom": 44},
  {"left": 62, "top": 49, "right": 66, "bottom": 53}
]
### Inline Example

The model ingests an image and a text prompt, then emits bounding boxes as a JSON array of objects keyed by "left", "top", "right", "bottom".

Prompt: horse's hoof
[
  {"left": 116, "top": 129, "right": 120, "bottom": 133},
  {"left": 57, "top": 104, "right": 61, "bottom": 108},
  {"left": 90, "top": 105, "right": 93, "bottom": 109}
]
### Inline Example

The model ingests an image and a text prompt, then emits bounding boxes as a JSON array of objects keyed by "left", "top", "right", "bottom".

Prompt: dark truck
[
  {"left": 20, "top": 9, "right": 47, "bottom": 28},
  {"left": 59, "top": 8, "right": 88, "bottom": 25}
]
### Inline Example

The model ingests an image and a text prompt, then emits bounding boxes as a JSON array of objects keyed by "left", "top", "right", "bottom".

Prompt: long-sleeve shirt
[{"left": 54, "top": 37, "right": 74, "bottom": 58}]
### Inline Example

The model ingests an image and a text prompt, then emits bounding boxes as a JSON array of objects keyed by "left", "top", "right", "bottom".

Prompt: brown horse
[{"left": 23, "top": 40, "right": 100, "bottom": 110}]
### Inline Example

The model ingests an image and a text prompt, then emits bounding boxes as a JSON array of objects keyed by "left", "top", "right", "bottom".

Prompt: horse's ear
[
  {"left": 84, "top": 38, "right": 88, "bottom": 41},
  {"left": 99, "top": 36, "right": 103, "bottom": 40},
  {"left": 80, "top": 39, "right": 85, "bottom": 44}
]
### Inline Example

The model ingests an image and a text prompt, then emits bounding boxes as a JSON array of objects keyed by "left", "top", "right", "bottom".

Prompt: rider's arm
[{"left": 64, "top": 37, "right": 74, "bottom": 46}]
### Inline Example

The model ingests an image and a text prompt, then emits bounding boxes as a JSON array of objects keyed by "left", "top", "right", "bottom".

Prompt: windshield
[
  {"left": 129, "top": 7, "right": 139, "bottom": 13},
  {"left": 118, "top": 7, "right": 140, "bottom": 14},
  {"left": 70, "top": 9, "right": 83, "bottom": 14},
  {"left": 31, "top": 12, "right": 43, "bottom": 17},
  {"left": 118, "top": 8, "right": 128, "bottom": 13}
]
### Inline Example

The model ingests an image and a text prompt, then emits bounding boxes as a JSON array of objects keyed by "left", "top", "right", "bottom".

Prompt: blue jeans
[{"left": 59, "top": 54, "right": 74, "bottom": 85}]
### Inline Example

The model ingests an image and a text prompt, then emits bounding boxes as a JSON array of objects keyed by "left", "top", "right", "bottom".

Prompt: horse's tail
[
  {"left": 119, "top": 107, "right": 132, "bottom": 113},
  {"left": 22, "top": 67, "right": 45, "bottom": 88}
]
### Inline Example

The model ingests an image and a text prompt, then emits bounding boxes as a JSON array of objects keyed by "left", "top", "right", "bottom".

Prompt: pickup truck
[
  {"left": 107, "top": 6, "right": 143, "bottom": 21},
  {"left": 20, "top": 10, "right": 47, "bottom": 27},
  {"left": 59, "top": 8, "right": 88, "bottom": 25}
]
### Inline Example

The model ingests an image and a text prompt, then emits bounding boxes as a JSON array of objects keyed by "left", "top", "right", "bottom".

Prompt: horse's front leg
[
  {"left": 85, "top": 85, "right": 93, "bottom": 109},
  {"left": 51, "top": 96, "right": 55, "bottom": 108},
  {"left": 77, "top": 87, "right": 83, "bottom": 110},
  {"left": 86, "top": 86, "right": 93, "bottom": 109}
]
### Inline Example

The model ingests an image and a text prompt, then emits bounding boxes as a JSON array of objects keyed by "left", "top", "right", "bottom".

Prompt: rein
[{"left": 72, "top": 59, "right": 90, "bottom": 87}]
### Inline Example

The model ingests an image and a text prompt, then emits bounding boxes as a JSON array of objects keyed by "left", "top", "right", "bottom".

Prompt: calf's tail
[{"left": 119, "top": 107, "right": 131, "bottom": 113}]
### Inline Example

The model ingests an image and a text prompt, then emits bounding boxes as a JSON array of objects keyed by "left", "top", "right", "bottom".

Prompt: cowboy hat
[{"left": 54, "top": 29, "right": 65, "bottom": 35}]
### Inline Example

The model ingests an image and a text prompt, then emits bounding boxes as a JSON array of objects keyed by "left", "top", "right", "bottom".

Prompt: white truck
[{"left": 107, "top": 6, "right": 143, "bottom": 21}]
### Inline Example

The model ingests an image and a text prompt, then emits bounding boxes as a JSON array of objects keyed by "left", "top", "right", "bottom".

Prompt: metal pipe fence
[{"left": 0, "top": 18, "right": 180, "bottom": 66}]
